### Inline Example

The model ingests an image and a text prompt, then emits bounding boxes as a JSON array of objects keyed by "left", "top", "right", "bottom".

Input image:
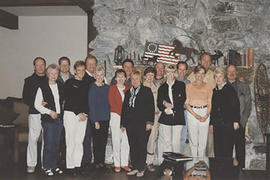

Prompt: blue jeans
[
  {"left": 41, "top": 118, "right": 63, "bottom": 170},
  {"left": 180, "top": 110, "right": 188, "bottom": 153}
]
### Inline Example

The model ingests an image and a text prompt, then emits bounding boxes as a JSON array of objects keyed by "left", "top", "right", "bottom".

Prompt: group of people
[{"left": 22, "top": 53, "right": 251, "bottom": 177}]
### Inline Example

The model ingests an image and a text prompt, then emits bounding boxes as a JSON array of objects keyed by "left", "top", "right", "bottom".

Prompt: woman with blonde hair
[
  {"left": 210, "top": 67, "right": 240, "bottom": 162},
  {"left": 121, "top": 70, "right": 155, "bottom": 177},
  {"left": 157, "top": 64, "right": 186, "bottom": 162},
  {"left": 185, "top": 65, "right": 213, "bottom": 159},
  {"left": 89, "top": 65, "right": 110, "bottom": 168}
]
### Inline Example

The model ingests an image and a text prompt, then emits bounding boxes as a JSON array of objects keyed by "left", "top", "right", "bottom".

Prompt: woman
[
  {"left": 121, "top": 70, "right": 155, "bottom": 178},
  {"left": 143, "top": 67, "right": 159, "bottom": 171},
  {"left": 63, "top": 61, "right": 89, "bottom": 176},
  {"left": 185, "top": 65, "right": 212, "bottom": 158},
  {"left": 109, "top": 69, "right": 131, "bottom": 173},
  {"left": 89, "top": 65, "right": 110, "bottom": 168},
  {"left": 34, "top": 64, "right": 64, "bottom": 176},
  {"left": 157, "top": 65, "right": 186, "bottom": 160},
  {"left": 210, "top": 67, "right": 240, "bottom": 160}
]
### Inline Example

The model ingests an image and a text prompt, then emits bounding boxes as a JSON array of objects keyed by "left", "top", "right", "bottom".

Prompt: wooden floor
[{"left": 0, "top": 143, "right": 269, "bottom": 180}]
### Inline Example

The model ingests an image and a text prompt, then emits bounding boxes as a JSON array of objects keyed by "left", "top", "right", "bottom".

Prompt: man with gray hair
[{"left": 226, "top": 64, "right": 251, "bottom": 169}]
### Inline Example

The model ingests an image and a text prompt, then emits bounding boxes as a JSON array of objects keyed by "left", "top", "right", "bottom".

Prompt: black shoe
[{"left": 67, "top": 168, "right": 77, "bottom": 177}]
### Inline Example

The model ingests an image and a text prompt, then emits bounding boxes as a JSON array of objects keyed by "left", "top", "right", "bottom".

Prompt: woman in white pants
[
  {"left": 109, "top": 69, "right": 131, "bottom": 173},
  {"left": 157, "top": 65, "right": 186, "bottom": 162},
  {"left": 185, "top": 65, "right": 213, "bottom": 158},
  {"left": 63, "top": 61, "right": 89, "bottom": 176}
]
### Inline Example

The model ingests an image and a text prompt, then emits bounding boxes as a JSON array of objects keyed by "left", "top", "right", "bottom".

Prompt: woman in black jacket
[
  {"left": 157, "top": 65, "right": 186, "bottom": 161},
  {"left": 34, "top": 64, "right": 64, "bottom": 176},
  {"left": 210, "top": 67, "right": 240, "bottom": 160},
  {"left": 121, "top": 70, "right": 155, "bottom": 178}
]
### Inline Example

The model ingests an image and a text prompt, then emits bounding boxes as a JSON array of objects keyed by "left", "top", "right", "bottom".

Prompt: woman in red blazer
[{"left": 109, "top": 69, "right": 131, "bottom": 173}]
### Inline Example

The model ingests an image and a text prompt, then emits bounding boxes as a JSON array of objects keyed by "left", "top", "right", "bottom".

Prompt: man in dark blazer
[{"left": 226, "top": 64, "right": 252, "bottom": 169}]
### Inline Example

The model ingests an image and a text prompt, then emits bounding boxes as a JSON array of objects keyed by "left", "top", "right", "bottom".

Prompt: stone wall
[{"left": 90, "top": 0, "right": 270, "bottom": 169}]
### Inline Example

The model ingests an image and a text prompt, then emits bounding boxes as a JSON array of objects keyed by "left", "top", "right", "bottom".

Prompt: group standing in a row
[{"left": 22, "top": 53, "right": 251, "bottom": 177}]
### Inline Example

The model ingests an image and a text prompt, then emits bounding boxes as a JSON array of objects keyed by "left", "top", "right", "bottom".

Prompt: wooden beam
[
  {"left": 72, "top": 0, "right": 94, "bottom": 13},
  {"left": 0, "top": 0, "right": 76, "bottom": 7},
  {"left": 0, "top": 9, "right": 18, "bottom": 29}
]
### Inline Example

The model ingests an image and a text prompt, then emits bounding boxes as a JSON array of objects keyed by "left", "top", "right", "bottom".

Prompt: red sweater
[{"left": 109, "top": 85, "right": 129, "bottom": 116}]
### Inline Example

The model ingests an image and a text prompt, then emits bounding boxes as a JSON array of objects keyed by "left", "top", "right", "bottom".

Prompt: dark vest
[{"left": 39, "top": 79, "right": 64, "bottom": 122}]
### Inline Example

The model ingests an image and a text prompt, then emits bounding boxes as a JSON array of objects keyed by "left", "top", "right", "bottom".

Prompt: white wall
[{"left": 0, "top": 15, "right": 88, "bottom": 98}]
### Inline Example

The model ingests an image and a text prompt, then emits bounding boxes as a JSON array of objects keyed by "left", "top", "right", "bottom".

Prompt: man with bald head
[{"left": 226, "top": 64, "right": 251, "bottom": 169}]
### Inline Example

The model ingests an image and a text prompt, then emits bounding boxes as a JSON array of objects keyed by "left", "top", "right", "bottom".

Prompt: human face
[
  {"left": 144, "top": 72, "right": 155, "bottom": 84},
  {"left": 177, "top": 64, "right": 187, "bottom": 79},
  {"left": 155, "top": 62, "right": 164, "bottom": 78},
  {"left": 131, "top": 74, "right": 141, "bottom": 88},
  {"left": 59, "top": 60, "right": 70, "bottom": 74},
  {"left": 200, "top": 55, "right": 211, "bottom": 71},
  {"left": 215, "top": 73, "right": 225, "bottom": 86},
  {"left": 95, "top": 71, "right": 105, "bottom": 84},
  {"left": 86, "top": 58, "right": 97, "bottom": 74},
  {"left": 226, "top": 65, "right": 237, "bottom": 82},
  {"left": 75, "top": 65, "right": 85, "bottom": 80},
  {"left": 115, "top": 72, "right": 126, "bottom": 86},
  {"left": 48, "top": 69, "right": 58, "bottom": 83},
  {"left": 195, "top": 69, "right": 205, "bottom": 82},
  {"left": 123, "top": 62, "right": 133, "bottom": 77},
  {"left": 34, "top": 59, "right": 46, "bottom": 76},
  {"left": 166, "top": 70, "right": 176, "bottom": 82}
]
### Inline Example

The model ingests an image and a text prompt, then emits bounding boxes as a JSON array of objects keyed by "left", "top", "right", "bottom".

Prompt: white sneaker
[
  {"left": 45, "top": 169, "right": 54, "bottom": 176},
  {"left": 127, "top": 169, "right": 138, "bottom": 176},
  {"left": 27, "top": 166, "right": 35, "bottom": 173},
  {"left": 136, "top": 170, "right": 145, "bottom": 177},
  {"left": 55, "top": 168, "right": 63, "bottom": 174}
]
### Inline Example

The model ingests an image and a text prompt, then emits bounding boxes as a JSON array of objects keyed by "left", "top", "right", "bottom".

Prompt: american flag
[{"left": 143, "top": 41, "right": 180, "bottom": 64}]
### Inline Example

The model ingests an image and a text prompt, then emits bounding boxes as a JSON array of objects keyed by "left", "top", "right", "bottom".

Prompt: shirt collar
[
  {"left": 216, "top": 82, "right": 227, "bottom": 90},
  {"left": 166, "top": 80, "right": 175, "bottom": 87}
]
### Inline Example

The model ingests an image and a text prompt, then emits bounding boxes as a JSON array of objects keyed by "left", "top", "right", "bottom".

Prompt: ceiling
[{"left": 0, "top": 6, "right": 87, "bottom": 16}]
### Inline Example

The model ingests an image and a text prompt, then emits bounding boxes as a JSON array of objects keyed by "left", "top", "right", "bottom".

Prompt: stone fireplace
[{"left": 90, "top": 0, "right": 270, "bottom": 170}]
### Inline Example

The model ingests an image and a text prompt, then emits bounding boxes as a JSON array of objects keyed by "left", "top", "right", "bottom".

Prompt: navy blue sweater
[{"left": 89, "top": 83, "right": 110, "bottom": 123}]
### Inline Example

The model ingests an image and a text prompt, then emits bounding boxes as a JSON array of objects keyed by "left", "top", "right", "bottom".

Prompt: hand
[
  {"left": 209, "top": 125, "right": 214, "bottom": 134},
  {"left": 95, "top": 122, "right": 100, "bottom": 129},
  {"left": 200, "top": 114, "right": 209, "bottom": 122},
  {"left": 50, "top": 110, "right": 57, "bottom": 119},
  {"left": 121, "top": 127, "right": 126, "bottom": 132},
  {"left": 164, "top": 102, "right": 173, "bottom": 109},
  {"left": 146, "top": 124, "right": 152, "bottom": 131},
  {"left": 234, "top": 122, "right": 239, "bottom": 130},
  {"left": 194, "top": 114, "right": 202, "bottom": 121},
  {"left": 165, "top": 108, "right": 173, "bottom": 115},
  {"left": 41, "top": 101, "right": 47, "bottom": 106},
  {"left": 78, "top": 113, "right": 88, "bottom": 121}
]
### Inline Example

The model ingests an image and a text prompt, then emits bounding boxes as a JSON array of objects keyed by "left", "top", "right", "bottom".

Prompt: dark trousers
[
  {"left": 41, "top": 118, "right": 63, "bottom": 170},
  {"left": 234, "top": 125, "right": 246, "bottom": 168},
  {"left": 214, "top": 124, "right": 234, "bottom": 158},
  {"left": 92, "top": 120, "right": 109, "bottom": 164},
  {"left": 127, "top": 125, "right": 151, "bottom": 171},
  {"left": 81, "top": 119, "right": 92, "bottom": 166}
]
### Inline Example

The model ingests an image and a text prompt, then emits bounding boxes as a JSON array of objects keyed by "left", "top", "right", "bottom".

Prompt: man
[
  {"left": 57, "top": 56, "right": 74, "bottom": 84},
  {"left": 111, "top": 59, "right": 134, "bottom": 87},
  {"left": 226, "top": 64, "right": 251, "bottom": 169},
  {"left": 81, "top": 55, "right": 97, "bottom": 168},
  {"left": 83, "top": 55, "right": 97, "bottom": 84},
  {"left": 177, "top": 61, "right": 190, "bottom": 154},
  {"left": 187, "top": 53, "right": 215, "bottom": 157},
  {"left": 187, "top": 53, "right": 216, "bottom": 89},
  {"left": 153, "top": 62, "right": 165, "bottom": 88},
  {"left": 23, "top": 57, "right": 47, "bottom": 173}
]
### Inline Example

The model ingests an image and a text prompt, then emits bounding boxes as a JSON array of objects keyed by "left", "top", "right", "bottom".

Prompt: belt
[{"left": 190, "top": 105, "right": 207, "bottom": 109}]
